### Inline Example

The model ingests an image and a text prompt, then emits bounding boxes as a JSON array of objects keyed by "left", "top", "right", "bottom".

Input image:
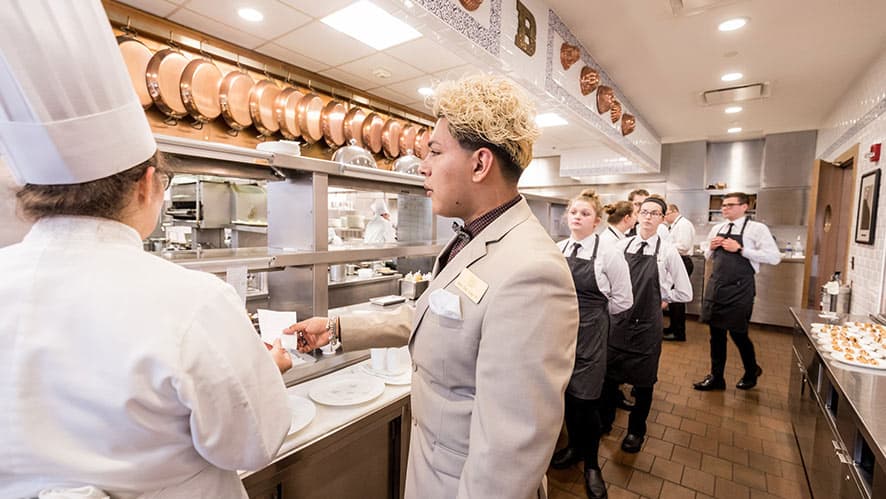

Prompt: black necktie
[
  {"left": 727, "top": 222, "right": 734, "bottom": 236},
  {"left": 638, "top": 241, "right": 648, "bottom": 254},
  {"left": 569, "top": 242, "right": 581, "bottom": 258}
]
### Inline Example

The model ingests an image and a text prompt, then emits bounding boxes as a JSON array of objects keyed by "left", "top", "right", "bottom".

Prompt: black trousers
[
  {"left": 600, "top": 381, "right": 654, "bottom": 438},
  {"left": 667, "top": 256, "right": 694, "bottom": 337},
  {"left": 564, "top": 393, "right": 603, "bottom": 469},
  {"left": 710, "top": 324, "right": 757, "bottom": 379}
]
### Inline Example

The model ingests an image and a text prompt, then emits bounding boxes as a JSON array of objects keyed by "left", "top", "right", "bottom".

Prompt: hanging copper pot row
[{"left": 117, "top": 35, "right": 431, "bottom": 157}]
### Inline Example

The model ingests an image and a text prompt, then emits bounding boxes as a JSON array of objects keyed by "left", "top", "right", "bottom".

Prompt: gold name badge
[{"left": 454, "top": 268, "right": 489, "bottom": 304}]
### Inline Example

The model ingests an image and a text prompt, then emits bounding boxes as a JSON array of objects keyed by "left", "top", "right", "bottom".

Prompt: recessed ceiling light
[
  {"left": 535, "top": 113, "right": 568, "bottom": 128},
  {"left": 727, "top": 127, "right": 742, "bottom": 133},
  {"left": 718, "top": 17, "right": 748, "bottom": 31},
  {"left": 322, "top": 1, "right": 422, "bottom": 50},
  {"left": 721, "top": 72, "right": 743, "bottom": 82},
  {"left": 417, "top": 87, "right": 434, "bottom": 97},
  {"left": 724, "top": 106, "right": 743, "bottom": 114},
  {"left": 237, "top": 7, "right": 264, "bottom": 22}
]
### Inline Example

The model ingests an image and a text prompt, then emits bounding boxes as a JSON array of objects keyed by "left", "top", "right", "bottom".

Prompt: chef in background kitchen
[
  {"left": 0, "top": 2, "right": 292, "bottom": 497},
  {"left": 288, "top": 74, "right": 580, "bottom": 499},
  {"left": 600, "top": 196, "right": 692, "bottom": 454},
  {"left": 550, "top": 189, "right": 632, "bottom": 499},
  {"left": 625, "top": 188, "right": 649, "bottom": 236},
  {"left": 363, "top": 198, "right": 397, "bottom": 243},
  {"left": 663, "top": 203, "right": 696, "bottom": 342},
  {"left": 694, "top": 192, "right": 781, "bottom": 391}
]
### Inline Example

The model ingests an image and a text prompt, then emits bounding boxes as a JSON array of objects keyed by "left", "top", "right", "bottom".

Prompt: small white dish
[
  {"left": 287, "top": 394, "right": 316, "bottom": 434},
  {"left": 309, "top": 375, "right": 385, "bottom": 406}
]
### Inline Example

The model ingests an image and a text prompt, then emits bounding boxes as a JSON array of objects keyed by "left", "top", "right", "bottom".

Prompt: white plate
[
  {"left": 287, "top": 394, "right": 316, "bottom": 434},
  {"left": 309, "top": 375, "right": 385, "bottom": 406},
  {"left": 361, "top": 364, "right": 412, "bottom": 385},
  {"left": 831, "top": 352, "right": 886, "bottom": 371}
]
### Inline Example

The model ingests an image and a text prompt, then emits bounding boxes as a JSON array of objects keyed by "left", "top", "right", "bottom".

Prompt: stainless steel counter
[{"left": 789, "top": 308, "right": 886, "bottom": 498}]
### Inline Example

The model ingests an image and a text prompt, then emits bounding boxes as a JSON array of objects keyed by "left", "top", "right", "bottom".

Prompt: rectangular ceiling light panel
[
  {"left": 322, "top": 1, "right": 422, "bottom": 50},
  {"left": 702, "top": 83, "right": 766, "bottom": 105}
]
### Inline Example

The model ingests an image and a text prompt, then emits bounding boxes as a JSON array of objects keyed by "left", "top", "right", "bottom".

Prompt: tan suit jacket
[{"left": 341, "top": 199, "right": 579, "bottom": 499}]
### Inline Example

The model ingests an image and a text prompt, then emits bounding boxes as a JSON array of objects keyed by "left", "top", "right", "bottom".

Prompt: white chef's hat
[
  {"left": 371, "top": 199, "right": 389, "bottom": 216},
  {"left": 0, "top": 0, "right": 156, "bottom": 186}
]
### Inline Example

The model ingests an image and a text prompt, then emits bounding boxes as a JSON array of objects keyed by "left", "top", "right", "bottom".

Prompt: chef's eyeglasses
[
  {"left": 638, "top": 210, "right": 662, "bottom": 217},
  {"left": 721, "top": 202, "right": 743, "bottom": 208},
  {"left": 157, "top": 170, "right": 175, "bottom": 191}
]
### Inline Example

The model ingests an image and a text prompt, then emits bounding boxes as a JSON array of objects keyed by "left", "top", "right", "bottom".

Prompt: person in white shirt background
[
  {"left": 600, "top": 196, "right": 692, "bottom": 455},
  {"left": 694, "top": 192, "right": 782, "bottom": 392},
  {"left": 0, "top": 3, "right": 292, "bottom": 497},
  {"left": 599, "top": 201, "right": 635, "bottom": 248},
  {"left": 550, "top": 189, "right": 633, "bottom": 499},
  {"left": 363, "top": 198, "right": 397, "bottom": 243},
  {"left": 624, "top": 189, "right": 649, "bottom": 237},
  {"left": 663, "top": 203, "right": 697, "bottom": 342}
]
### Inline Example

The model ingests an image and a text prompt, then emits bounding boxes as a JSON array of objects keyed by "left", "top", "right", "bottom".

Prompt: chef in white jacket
[
  {"left": 0, "top": 3, "right": 292, "bottom": 498},
  {"left": 363, "top": 198, "right": 397, "bottom": 243}
]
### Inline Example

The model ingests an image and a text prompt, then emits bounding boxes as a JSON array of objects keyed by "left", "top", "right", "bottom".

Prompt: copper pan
[
  {"left": 219, "top": 70, "right": 254, "bottom": 131},
  {"left": 560, "top": 43, "right": 580, "bottom": 70},
  {"left": 145, "top": 48, "right": 190, "bottom": 121},
  {"left": 180, "top": 58, "right": 222, "bottom": 125},
  {"left": 296, "top": 93, "right": 324, "bottom": 144},
  {"left": 362, "top": 112, "right": 385, "bottom": 154},
  {"left": 579, "top": 66, "right": 599, "bottom": 96},
  {"left": 399, "top": 125, "right": 418, "bottom": 156},
  {"left": 275, "top": 87, "right": 304, "bottom": 140},
  {"left": 610, "top": 99, "right": 623, "bottom": 124},
  {"left": 343, "top": 107, "right": 366, "bottom": 148},
  {"left": 621, "top": 113, "right": 636, "bottom": 136},
  {"left": 250, "top": 79, "right": 282, "bottom": 137},
  {"left": 381, "top": 119, "right": 402, "bottom": 159},
  {"left": 116, "top": 35, "right": 153, "bottom": 109},
  {"left": 596, "top": 85, "right": 614, "bottom": 114},
  {"left": 413, "top": 128, "right": 430, "bottom": 159},
  {"left": 459, "top": 0, "right": 483, "bottom": 11},
  {"left": 321, "top": 100, "right": 347, "bottom": 148}
]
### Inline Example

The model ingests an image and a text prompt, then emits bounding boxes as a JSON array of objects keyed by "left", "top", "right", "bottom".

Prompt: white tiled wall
[{"left": 816, "top": 51, "right": 886, "bottom": 314}]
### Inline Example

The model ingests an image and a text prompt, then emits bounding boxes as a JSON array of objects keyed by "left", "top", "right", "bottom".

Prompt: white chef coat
[
  {"left": 668, "top": 216, "right": 696, "bottom": 256},
  {"left": 598, "top": 224, "right": 626, "bottom": 248},
  {"left": 703, "top": 216, "right": 782, "bottom": 273},
  {"left": 656, "top": 223, "right": 671, "bottom": 242},
  {"left": 0, "top": 217, "right": 291, "bottom": 499},
  {"left": 363, "top": 215, "right": 396, "bottom": 244},
  {"left": 616, "top": 233, "right": 693, "bottom": 303},
  {"left": 558, "top": 234, "right": 634, "bottom": 315}
]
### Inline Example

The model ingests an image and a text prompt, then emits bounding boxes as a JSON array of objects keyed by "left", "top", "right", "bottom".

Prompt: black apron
[
  {"left": 700, "top": 218, "right": 756, "bottom": 330},
  {"left": 606, "top": 237, "right": 663, "bottom": 387},
  {"left": 563, "top": 236, "right": 609, "bottom": 400}
]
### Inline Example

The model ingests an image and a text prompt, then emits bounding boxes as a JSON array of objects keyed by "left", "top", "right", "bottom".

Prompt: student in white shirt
[
  {"left": 551, "top": 189, "right": 633, "bottom": 498},
  {"left": 694, "top": 192, "right": 781, "bottom": 391},
  {"left": 663, "top": 203, "right": 697, "bottom": 341},
  {"left": 599, "top": 201, "right": 635, "bottom": 248},
  {"left": 600, "top": 197, "right": 692, "bottom": 454}
]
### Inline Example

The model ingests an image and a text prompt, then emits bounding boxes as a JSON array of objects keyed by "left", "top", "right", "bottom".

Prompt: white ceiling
[{"left": 114, "top": 0, "right": 886, "bottom": 150}]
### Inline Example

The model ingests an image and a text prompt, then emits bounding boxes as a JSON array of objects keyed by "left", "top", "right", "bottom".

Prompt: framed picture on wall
[{"left": 855, "top": 169, "right": 881, "bottom": 244}]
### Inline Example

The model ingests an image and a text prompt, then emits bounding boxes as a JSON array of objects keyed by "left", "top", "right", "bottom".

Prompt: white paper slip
[{"left": 258, "top": 309, "right": 297, "bottom": 347}]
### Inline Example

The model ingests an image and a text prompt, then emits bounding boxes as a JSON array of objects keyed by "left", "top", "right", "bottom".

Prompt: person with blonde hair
[
  {"left": 550, "top": 189, "right": 632, "bottom": 498},
  {"left": 287, "top": 74, "right": 579, "bottom": 499},
  {"left": 599, "top": 201, "right": 635, "bottom": 247}
]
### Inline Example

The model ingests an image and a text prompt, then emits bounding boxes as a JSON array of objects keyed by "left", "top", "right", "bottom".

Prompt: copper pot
[
  {"left": 145, "top": 48, "right": 190, "bottom": 120},
  {"left": 459, "top": 0, "right": 483, "bottom": 11},
  {"left": 560, "top": 43, "right": 580, "bottom": 70},
  {"left": 413, "top": 128, "right": 431, "bottom": 159},
  {"left": 250, "top": 79, "right": 282, "bottom": 137},
  {"left": 610, "top": 99, "right": 623, "bottom": 124},
  {"left": 399, "top": 125, "right": 418, "bottom": 157},
  {"left": 621, "top": 113, "right": 636, "bottom": 136},
  {"left": 343, "top": 107, "right": 366, "bottom": 148},
  {"left": 219, "top": 70, "right": 254, "bottom": 131},
  {"left": 297, "top": 93, "right": 324, "bottom": 144},
  {"left": 579, "top": 66, "right": 599, "bottom": 96},
  {"left": 116, "top": 36, "right": 153, "bottom": 110},
  {"left": 321, "top": 100, "right": 347, "bottom": 148},
  {"left": 381, "top": 119, "right": 402, "bottom": 159},
  {"left": 180, "top": 58, "right": 222, "bottom": 124},
  {"left": 362, "top": 112, "right": 385, "bottom": 154},
  {"left": 596, "top": 85, "right": 614, "bottom": 114},
  {"left": 275, "top": 87, "right": 304, "bottom": 140}
]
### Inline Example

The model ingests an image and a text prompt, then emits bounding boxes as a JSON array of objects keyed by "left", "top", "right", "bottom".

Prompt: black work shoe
[
  {"left": 693, "top": 374, "right": 726, "bottom": 391},
  {"left": 662, "top": 333, "right": 686, "bottom": 342},
  {"left": 584, "top": 467, "right": 608, "bottom": 499},
  {"left": 550, "top": 446, "right": 582, "bottom": 469},
  {"left": 736, "top": 365, "right": 763, "bottom": 390},
  {"left": 621, "top": 433, "right": 644, "bottom": 453}
]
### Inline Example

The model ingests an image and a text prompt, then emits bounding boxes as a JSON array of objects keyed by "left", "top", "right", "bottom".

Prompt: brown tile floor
[{"left": 547, "top": 318, "right": 812, "bottom": 499}]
